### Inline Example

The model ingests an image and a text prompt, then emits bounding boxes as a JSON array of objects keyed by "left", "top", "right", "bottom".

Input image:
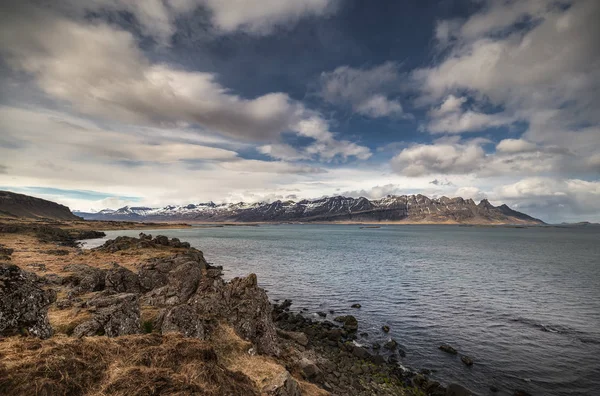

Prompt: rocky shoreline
[{"left": 0, "top": 224, "right": 524, "bottom": 395}]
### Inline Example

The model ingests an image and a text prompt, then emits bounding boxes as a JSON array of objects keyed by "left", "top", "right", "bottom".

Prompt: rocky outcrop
[
  {"left": 0, "top": 264, "right": 56, "bottom": 338},
  {"left": 97, "top": 233, "right": 190, "bottom": 253},
  {"left": 73, "top": 293, "right": 141, "bottom": 337},
  {"left": 58, "top": 235, "right": 282, "bottom": 356}
]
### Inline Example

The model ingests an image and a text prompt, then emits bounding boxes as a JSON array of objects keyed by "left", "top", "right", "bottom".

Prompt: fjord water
[{"left": 85, "top": 225, "right": 600, "bottom": 395}]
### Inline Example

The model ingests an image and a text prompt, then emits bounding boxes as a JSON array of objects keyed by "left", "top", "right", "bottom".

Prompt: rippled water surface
[{"left": 85, "top": 224, "right": 600, "bottom": 395}]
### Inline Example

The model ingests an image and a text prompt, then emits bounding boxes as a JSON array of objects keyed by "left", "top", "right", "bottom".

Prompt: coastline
[{"left": 0, "top": 220, "right": 467, "bottom": 396}]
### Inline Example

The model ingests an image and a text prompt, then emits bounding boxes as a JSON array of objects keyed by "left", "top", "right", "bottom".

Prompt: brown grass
[
  {"left": 211, "top": 324, "right": 328, "bottom": 395},
  {"left": 0, "top": 333, "right": 259, "bottom": 396}
]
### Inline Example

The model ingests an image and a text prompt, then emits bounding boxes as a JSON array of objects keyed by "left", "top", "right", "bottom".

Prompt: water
[{"left": 84, "top": 224, "right": 600, "bottom": 395}]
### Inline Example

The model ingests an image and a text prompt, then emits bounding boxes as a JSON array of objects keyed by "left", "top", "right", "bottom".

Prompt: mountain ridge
[
  {"left": 75, "top": 194, "right": 545, "bottom": 225},
  {"left": 0, "top": 190, "right": 82, "bottom": 220}
]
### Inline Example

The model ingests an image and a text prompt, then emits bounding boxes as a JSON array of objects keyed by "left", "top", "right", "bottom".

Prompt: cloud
[
  {"left": 454, "top": 186, "right": 487, "bottom": 202},
  {"left": 414, "top": 0, "right": 600, "bottom": 147},
  {"left": 196, "top": 0, "right": 337, "bottom": 35},
  {"left": 0, "top": 8, "right": 304, "bottom": 142},
  {"left": 0, "top": 3, "right": 371, "bottom": 163},
  {"left": 391, "top": 142, "right": 485, "bottom": 176},
  {"left": 426, "top": 95, "right": 514, "bottom": 134},
  {"left": 494, "top": 177, "right": 600, "bottom": 222},
  {"left": 293, "top": 117, "right": 372, "bottom": 161},
  {"left": 429, "top": 179, "right": 454, "bottom": 186},
  {"left": 320, "top": 62, "right": 406, "bottom": 118},
  {"left": 46, "top": 0, "right": 337, "bottom": 44},
  {"left": 496, "top": 139, "right": 538, "bottom": 154},
  {"left": 258, "top": 144, "right": 309, "bottom": 161}
]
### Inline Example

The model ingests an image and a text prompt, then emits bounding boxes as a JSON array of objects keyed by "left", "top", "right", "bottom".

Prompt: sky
[{"left": 0, "top": 0, "right": 599, "bottom": 223}]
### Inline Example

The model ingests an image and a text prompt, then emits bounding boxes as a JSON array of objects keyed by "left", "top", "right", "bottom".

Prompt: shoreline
[{"left": 1, "top": 220, "right": 454, "bottom": 395}]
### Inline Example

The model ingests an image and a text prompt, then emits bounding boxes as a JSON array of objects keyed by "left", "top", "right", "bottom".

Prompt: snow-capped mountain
[{"left": 73, "top": 194, "right": 544, "bottom": 224}]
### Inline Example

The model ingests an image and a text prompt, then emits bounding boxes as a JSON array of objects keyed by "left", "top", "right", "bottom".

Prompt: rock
[
  {"left": 384, "top": 339, "right": 398, "bottom": 351},
  {"left": 262, "top": 370, "right": 302, "bottom": 396},
  {"left": 446, "top": 383, "right": 475, "bottom": 396},
  {"left": 351, "top": 303, "right": 361, "bottom": 308},
  {"left": 0, "top": 244, "right": 14, "bottom": 261},
  {"left": 372, "top": 342, "right": 381, "bottom": 350},
  {"left": 299, "top": 358, "right": 321, "bottom": 380},
  {"left": 490, "top": 385, "right": 499, "bottom": 392},
  {"left": 382, "top": 325, "right": 390, "bottom": 333},
  {"left": 75, "top": 230, "right": 106, "bottom": 240},
  {"left": 461, "top": 355, "right": 474, "bottom": 366},
  {"left": 351, "top": 345, "right": 372, "bottom": 360},
  {"left": 334, "top": 315, "right": 358, "bottom": 332},
  {"left": 73, "top": 293, "right": 141, "bottom": 337},
  {"left": 63, "top": 264, "right": 106, "bottom": 293},
  {"left": 317, "top": 311, "right": 327, "bottom": 317},
  {"left": 327, "top": 328, "right": 344, "bottom": 341},
  {"left": 0, "top": 264, "right": 56, "bottom": 338},
  {"left": 186, "top": 273, "right": 281, "bottom": 356},
  {"left": 359, "top": 332, "right": 369, "bottom": 337},
  {"left": 277, "top": 329, "right": 309, "bottom": 346},
  {"left": 105, "top": 263, "right": 141, "bottom": 293},
  {"left": 158, "top": 304, "right": 214, "bottom": 339},
  {"left": 154, "top": 235, "right": 170, "bottom": 246},
  {"left": 439, "top": 344, "right": 458, "bottom": 354}
]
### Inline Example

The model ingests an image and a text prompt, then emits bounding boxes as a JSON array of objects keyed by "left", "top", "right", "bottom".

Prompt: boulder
[
  {"left": 73, "top": 293, "right": 141, "bottom": 337},
  {"left": 334, "top": 315, "right": 358, "bottom": 332},
  {"left": 63, "top": 264, "right": 106, "bottom": 293},
  {"left": 158, "top": 304, "right": 214, "bottom": 339},
  {"left": 262, "top": 371, "right": 302, "bottom": 396},
  {"left": 0, "top": 264, "right": 56, "bottom": 338},
  {"left": 384, "top": 339, "right": 398, "bottom": 351},
  {"left": 105, "top": 263, "right": 141, "bottom": 293},
  {"left": 439, "top": 344, "right": 458, "bottom": 354},
  {"left": 277, "top": 329, "right": 309, "bottom": 346},
  {"left": 299, "top": 358, "right": 321, "bottom": 380},
  {"left": 461, "top": 355, "right": 474, "bottom": 366},
  {"left": 0, "top": 244, "right": 15, "bottom": 261},
  {"left": 382, "top": 325, "right": 390, "bottom": 333},
  {"left": 351, "top": 303, "right": 361, "bottom": 308}
]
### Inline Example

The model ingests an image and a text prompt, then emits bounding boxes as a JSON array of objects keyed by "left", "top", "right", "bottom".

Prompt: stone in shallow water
[
  {"left": 461, "top": 355, "right": 474, "bottom": 366},
  {"left": 439, "top": 344, "right": 458, "bottom": 354}
]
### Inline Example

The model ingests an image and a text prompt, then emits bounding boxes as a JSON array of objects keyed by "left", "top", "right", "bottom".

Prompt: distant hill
[
  {"left": 0, "top": 190, "right": 81, "bottom": 220},
  {"left": 75, "top": 194, "right": 545, "bottom": 225}
]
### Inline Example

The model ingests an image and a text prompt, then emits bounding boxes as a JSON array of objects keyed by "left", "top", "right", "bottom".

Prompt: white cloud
[
  {"left": 320, "top": 62, "right": 406, "bottom": 118},
  {"left": 496, "top": 139, "right": 538, "bottom": 154},
  {"left": 391, "top": 142, "right": 485, "bottom": 176},
  {"left": 354, "top": 95, "right": 403, "bottom": 118},
  {"left": 493, "top": 177, "right": 600, "bottom": 221},
  {"left": 196, "top": 0, "right": 337, "bottom": 35},
  {"left": 415, "top": 0, "right": 600, "bottom": 144},
  {"left": 258, "top": 144, "right": 309, "bottom": 161},
  {"left": 47, "top": 0, "right": 337, "bottom": 44}
]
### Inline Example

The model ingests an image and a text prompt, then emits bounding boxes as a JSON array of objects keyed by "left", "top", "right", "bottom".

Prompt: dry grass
[
  {"left": 0, "top": 233, "right": 181, "bottom": 277},
  {"left": 211, "top": 324, "right": 328, "bottom": 395},
  {"left": 0, "top": 333, "right": 259, "bottom": 396}
]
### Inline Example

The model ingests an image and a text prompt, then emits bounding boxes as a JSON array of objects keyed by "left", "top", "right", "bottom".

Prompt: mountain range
[{"left": 74, "top": 195, "right": 544, "bottom": 225}]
